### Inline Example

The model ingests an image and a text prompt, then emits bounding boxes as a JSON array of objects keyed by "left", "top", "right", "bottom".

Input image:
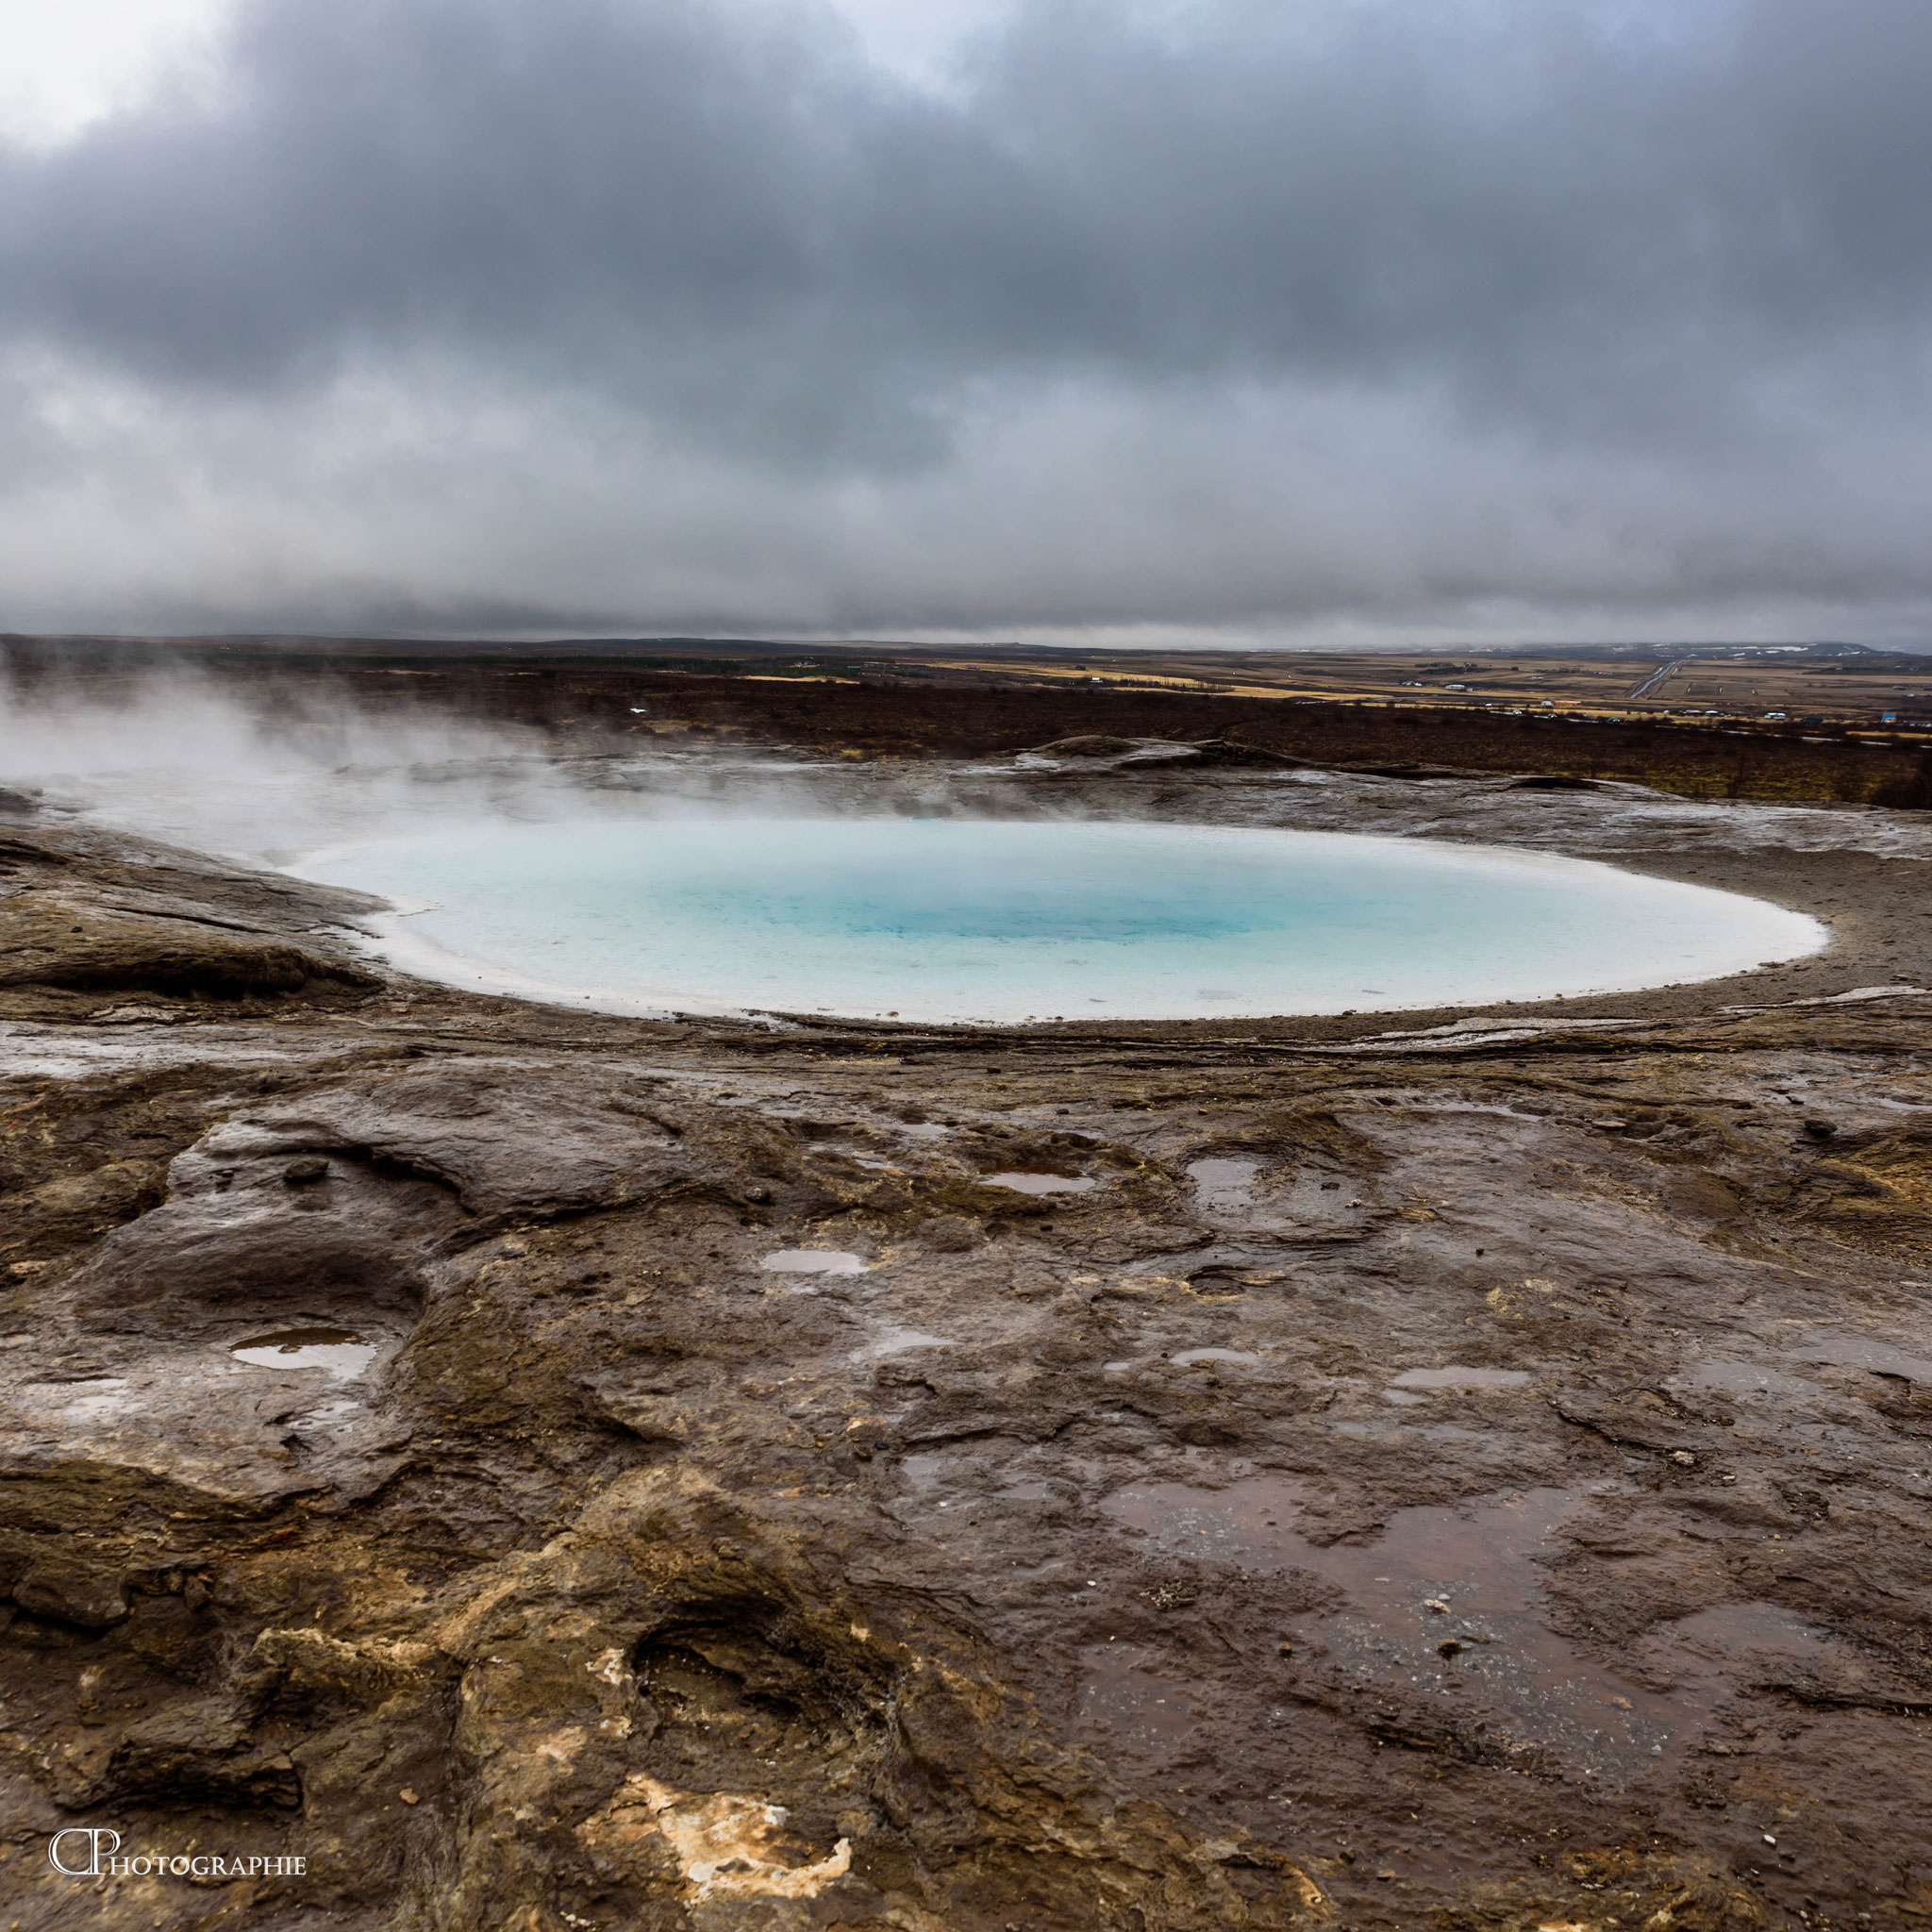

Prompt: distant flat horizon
[{"left": 4, "top": 633, "right": 1928, "bottom": 658}]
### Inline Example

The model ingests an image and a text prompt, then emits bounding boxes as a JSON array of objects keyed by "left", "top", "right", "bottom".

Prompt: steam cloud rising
[{"left": 3, "top": 0, "right": 1931, "bottom": 642}]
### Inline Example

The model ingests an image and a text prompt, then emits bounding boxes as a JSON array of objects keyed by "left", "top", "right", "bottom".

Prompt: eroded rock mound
[
  {"left": 0, "top": 890, "right": 375, "bottom": 998},
  {"left": 1023, "top": 735, "right": 1305, "bottom": 770}
]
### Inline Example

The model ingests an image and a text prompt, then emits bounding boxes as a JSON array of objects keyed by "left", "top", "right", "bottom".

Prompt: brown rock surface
[
  {"left": 0, "top": 887, "right": 373, "bottom": 998},
  {"left": 1, "top": 799, "right": 1929, "bottom": 1930}
]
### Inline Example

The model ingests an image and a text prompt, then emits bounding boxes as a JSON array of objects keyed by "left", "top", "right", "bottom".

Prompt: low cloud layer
[{"left": 2, "top": 0, "right": 1930, "bottom": 642}]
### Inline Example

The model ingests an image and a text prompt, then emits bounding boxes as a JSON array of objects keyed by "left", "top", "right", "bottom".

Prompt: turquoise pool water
[{"left": 297, "top": 816, "right": 1826, "bottom": 1023}]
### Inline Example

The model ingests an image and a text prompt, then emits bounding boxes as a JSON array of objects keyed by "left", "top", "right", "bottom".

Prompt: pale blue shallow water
[{"left": 297, "top": 817, "right": 1826, "bottom": 1023}]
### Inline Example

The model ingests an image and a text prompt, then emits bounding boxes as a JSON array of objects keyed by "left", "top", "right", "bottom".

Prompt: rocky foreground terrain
[{"left": 1, "top": 747, "right": 1930, "bottom": 1931}]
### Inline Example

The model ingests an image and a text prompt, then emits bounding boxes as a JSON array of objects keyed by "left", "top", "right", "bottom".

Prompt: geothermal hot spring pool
[{"left": 298, "top": 817, "right": 1825, "bottom": 1024}]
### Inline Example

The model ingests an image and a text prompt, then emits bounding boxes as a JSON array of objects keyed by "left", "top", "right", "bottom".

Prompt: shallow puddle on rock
[
  {"left": 1655, "top": 1601, "right": 1832, "bottom": 1658},
  {"left": 759, "top": 1249, "right": 871, "bottom": 1274},
  {"left": 1794, "top": 1332, "right": 1932, "bottom": 1383},
  {"left": 808, "top": 1141, "right": 897, "bottom": 1172},
  {"left": 36, "top": 1377, "right": 134, "bottom": 1419},
  {"left": 1170, "top": 1347, "right": 1263, "bottom": 1368},
  {"left": 1676, "top": 1359, "right": 1818, "bottom": 1401},
  {"left": 1100, "top": 1476, "right": 1691, "bottom": 1781},
  {"left": 1631, "top": 1602, "right": 1866, "bottom": 1711},
  {"left": 290, "top": 1396, "right": 362, "bottom": 1435},
  {"left": 1389, "top": 1366, "right": 1533, "bottom": 1391},
  {"left": 895, "top": 1452, "right": 951, "bottom": 1491},
  {"left": 852, "top": 1326, "right": 952, "bottom": 1359},
  {"left": 981, "top": 1172, "right": 1096, "bottom": 1195},
  {"left": 229, "top": 1328, "right": 378, "bottom": 1377},
  {"left": 1187, "top": 1158, "right": 1262, "bottom": 1213},
  {"left": 1076, "top": 1642, "right": 1200, "bottom": 1753}
]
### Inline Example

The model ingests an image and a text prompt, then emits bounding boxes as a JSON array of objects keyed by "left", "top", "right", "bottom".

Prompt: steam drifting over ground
[{"left": 0, "top": 665, "right": 560, "bottom": 858}]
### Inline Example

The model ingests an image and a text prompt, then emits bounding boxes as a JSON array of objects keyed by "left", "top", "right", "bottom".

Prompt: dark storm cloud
[
  {"left": 1, "top": 0, "right": 1930, "bottom": 634},
  {"left": 0, "top": 0, "right": 1096, "bottom": 463}
]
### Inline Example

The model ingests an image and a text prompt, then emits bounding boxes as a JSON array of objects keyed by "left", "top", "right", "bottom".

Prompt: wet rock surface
[{"left": 1, "top": 792, "right": 1930, "bottom": 1929}]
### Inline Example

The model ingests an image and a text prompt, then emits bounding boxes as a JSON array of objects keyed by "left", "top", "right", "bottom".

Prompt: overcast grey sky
[{"left": 1, "top": 0, "right": 1929, "bottom": 645}]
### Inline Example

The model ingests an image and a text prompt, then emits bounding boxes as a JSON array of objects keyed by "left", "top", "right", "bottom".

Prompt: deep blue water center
[{"left": 679, "top": 857, "right": 1260, "bottom": 942}]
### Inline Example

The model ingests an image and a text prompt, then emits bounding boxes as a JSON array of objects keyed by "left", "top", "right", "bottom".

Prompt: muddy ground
[
  {"left": 5, "top": 634, "right": 1927, "bottom": 802},
  {"left": 1, "top": 734, "right": 1930, "bottom": 1931}
]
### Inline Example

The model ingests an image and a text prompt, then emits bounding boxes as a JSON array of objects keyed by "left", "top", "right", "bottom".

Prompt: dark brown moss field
[{"left": 5, "top": 633, "right": 1926, "bottom": 805}]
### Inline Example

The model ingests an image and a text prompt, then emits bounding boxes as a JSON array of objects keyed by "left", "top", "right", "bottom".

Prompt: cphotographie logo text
[{"left": 48, "top": 1829, "right": 307, "bottom": 1879}]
